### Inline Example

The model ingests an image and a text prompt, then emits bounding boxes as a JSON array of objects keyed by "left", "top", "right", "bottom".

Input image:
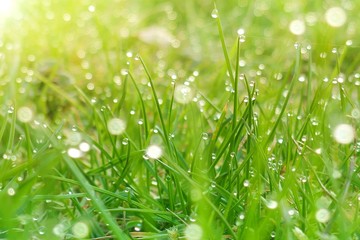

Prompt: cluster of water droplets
[{"left": 65, "top": 129, "right": 91, "bottom": 159}]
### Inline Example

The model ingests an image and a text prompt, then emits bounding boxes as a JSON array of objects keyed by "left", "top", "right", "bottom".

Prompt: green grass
[{"left": 0, "top": 0, "right": 360, "bottom": 239}]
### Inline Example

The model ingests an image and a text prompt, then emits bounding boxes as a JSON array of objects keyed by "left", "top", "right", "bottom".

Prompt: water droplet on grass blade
[
  {"left": 17, "top": 106, "right": 33, "bottom": 123},
  {"left": 174, "top": 84, "right": 194, "bottom": 104},
  {"left": 211, "top": 9, "right": 218, "bottom": 18},
  {"left": 53, "top": 223, "right": 66, "bottom": 238},
  {"left": 325, "top": 7, "right": 347, "bottom": 27},
  {"left": 72, "top": 221, "right": 89, "bottom": 239},
  {"left": 266, "top": 200, "right": 278, "bottom": 209},
  {"left": 145, "top": 145, "right": 163, "bottom": 159},
  {"left": 67, "top": 148, "right": 83, "bottom": 159},
  {"left": 201, "top": 133, "right": 208, "bottom": 140},
  {"left": 107, "top": 118, "right": 126, "bottom": 135},
  {"left": 289, "top": 19, "right": 306, "bottom": 35},
  {"left": 122, "top": 138, "right": 129, "bottom": 145},
  {"left": 316, "top": 208, "right": 331, "bottom": 223},
  {"left": 79, "top": 142, "right": 90, "bottom": 152},
  {"left": 7, "top": 187, "right": 16, "bottom": 196},
  {"left": 333, "top": 124, "right": 355, "bottom": 144}
]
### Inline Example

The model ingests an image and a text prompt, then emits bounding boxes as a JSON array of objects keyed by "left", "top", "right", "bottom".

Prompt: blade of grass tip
[
  {"left": 61, "top": 154, "right": 130, "bottom": 239},
  {"left": 214, "top": 3, "right": 235, "bottom": 86},
  {"left": 128, "top": 72, "right": 149, "bottom": 140},
  {"left": 265, "top": 43, "right": 301, "bottom": 147},
  {"left": 138, "top": 56, "right": 170, "bottom": 148}
]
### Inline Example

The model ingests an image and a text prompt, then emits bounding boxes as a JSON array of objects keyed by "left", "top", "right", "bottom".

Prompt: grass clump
[{"left": 0, "top": 0, "right": 359, "bottom": 239}]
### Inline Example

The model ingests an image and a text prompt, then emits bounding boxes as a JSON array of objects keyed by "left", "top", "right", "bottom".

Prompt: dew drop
[
  {"left": 145, "top": 145, "right": 163, "bottom": 159},
  {"left": 316, "top": 208, "right": 330, "bottom": 223},
  {"left": 346, "top": 40, "right": 353, "bottom": 46},
  {"left": 134, "top": 224, "right": 142, "bottom": 232},
  {"left": 315, "top": 148, "right": 322, "bottom": 154},
  {"left": 332, "top": 169, "right": 342, "bottom": 179},
  {"left": 201, "top": 133, "right": 209, "bottom": 140},
  {"left": 174, "top": 84, "right": 194, "bottom": 104},
  {"left": 288, "top": 209, "right": 296, "bottom": 216},
  {"left": 53, "top": 223, "right": 66, "bottom": 238},
  {"left": 239, "top": 35, "right": 246, "bottom": 43},
  {"left": 88, "top": 5, "right": 95, "bottom": 12},
  {"left": 184, "top": 224, "right": 203, "bottom": 240},
  {"left": 38, "top": 226, "right": 45, "bottom": 235},
  {"left": 7, "top": 187, "right": 16, "bottom": 196},
  {"left": 266, "top": 200, "right": 278, "bottom": 209},
  {"left": 67, "top": 148, "right": 83, "bottom": 159},
  {"left": 289, "top": 19, "right": 306, "bottom": 35},
  {"left": 243, "top": 179, "right": 250, "bottom": 187},
  {"left": 107, "top": 118, "right": 126, "bottom": 135},
  {"left": 211, "top": 9, "right": 218, "bottom": 19},
  {"left": 122, "top": 138, "right": 129, "bottom": 145},
  {"left": 79, "top": 142, "right": 90, "bottom": 152},
  {"left": 333, "top": 123, "right": 355, "bottom": 144},
  {"left": 17, "top": 106, "right": 33, "bottom": 123},
  {"left": 325, "top": 7, "right": 347, "bottom": 27},
  {"left": 72, "top": 221, "right": 89, "bottom": 239},
  {"left": 237, "top": 28, "right": 245, "bottom": 36}
]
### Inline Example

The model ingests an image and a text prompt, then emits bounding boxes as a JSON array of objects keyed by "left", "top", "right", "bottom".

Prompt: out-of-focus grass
[{"left": 0, "top": 0, "right": 359, "bottom": 239}]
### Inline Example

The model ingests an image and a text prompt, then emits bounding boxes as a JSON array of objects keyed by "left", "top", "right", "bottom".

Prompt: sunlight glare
[{"left": 0, "top": 0, "right": 14, "bottom": 17}]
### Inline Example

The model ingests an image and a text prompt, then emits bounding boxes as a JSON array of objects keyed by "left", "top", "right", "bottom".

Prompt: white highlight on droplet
[
  {"left": 79, "top": 142, "right": 90, "bottom": 152},
  {"left": 53, "top": 223, "right": 66, "bottom": 238},
  {"left": 7, "top": 187, "right": 16, "bottom": 196},
  {"left": 266, "top": 200, "right": 278, "bottom": 209},
  {"left": 184, "top": 223, "right": 203, "bottom": 240},
  {"left": 316, "top": 208, "right": 331, "bottom": 223},
  {"left": 325, "top": 7, "right": 347, "bottom": 27},
  {"left": 145, "top": 145, "right": 163, "bottom": 159},
  {"left": 67, "top": 148, "right": 83, "bottom": 159},
  {"left": 107, "top": 118, "right": 126, "bottom": 135},
  {"left": 72, "top": 221, "right": 89, "bottom": 239},
  {"left": 333, "top": 124, "right": 355, "bottom": 144},
  {"left": 17, "top": 106, "right": 33, "bottom": 123},
  {"left": 174, "top": 84, "right": 194, "bottom": 104},
  {"left": 289, "top": 19, "right": 306, "bottom": 35}
]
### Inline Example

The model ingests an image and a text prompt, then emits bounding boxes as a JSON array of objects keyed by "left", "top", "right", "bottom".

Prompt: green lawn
[{"left": 0, "top": 0, "right": 359, "bottom": 239}]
